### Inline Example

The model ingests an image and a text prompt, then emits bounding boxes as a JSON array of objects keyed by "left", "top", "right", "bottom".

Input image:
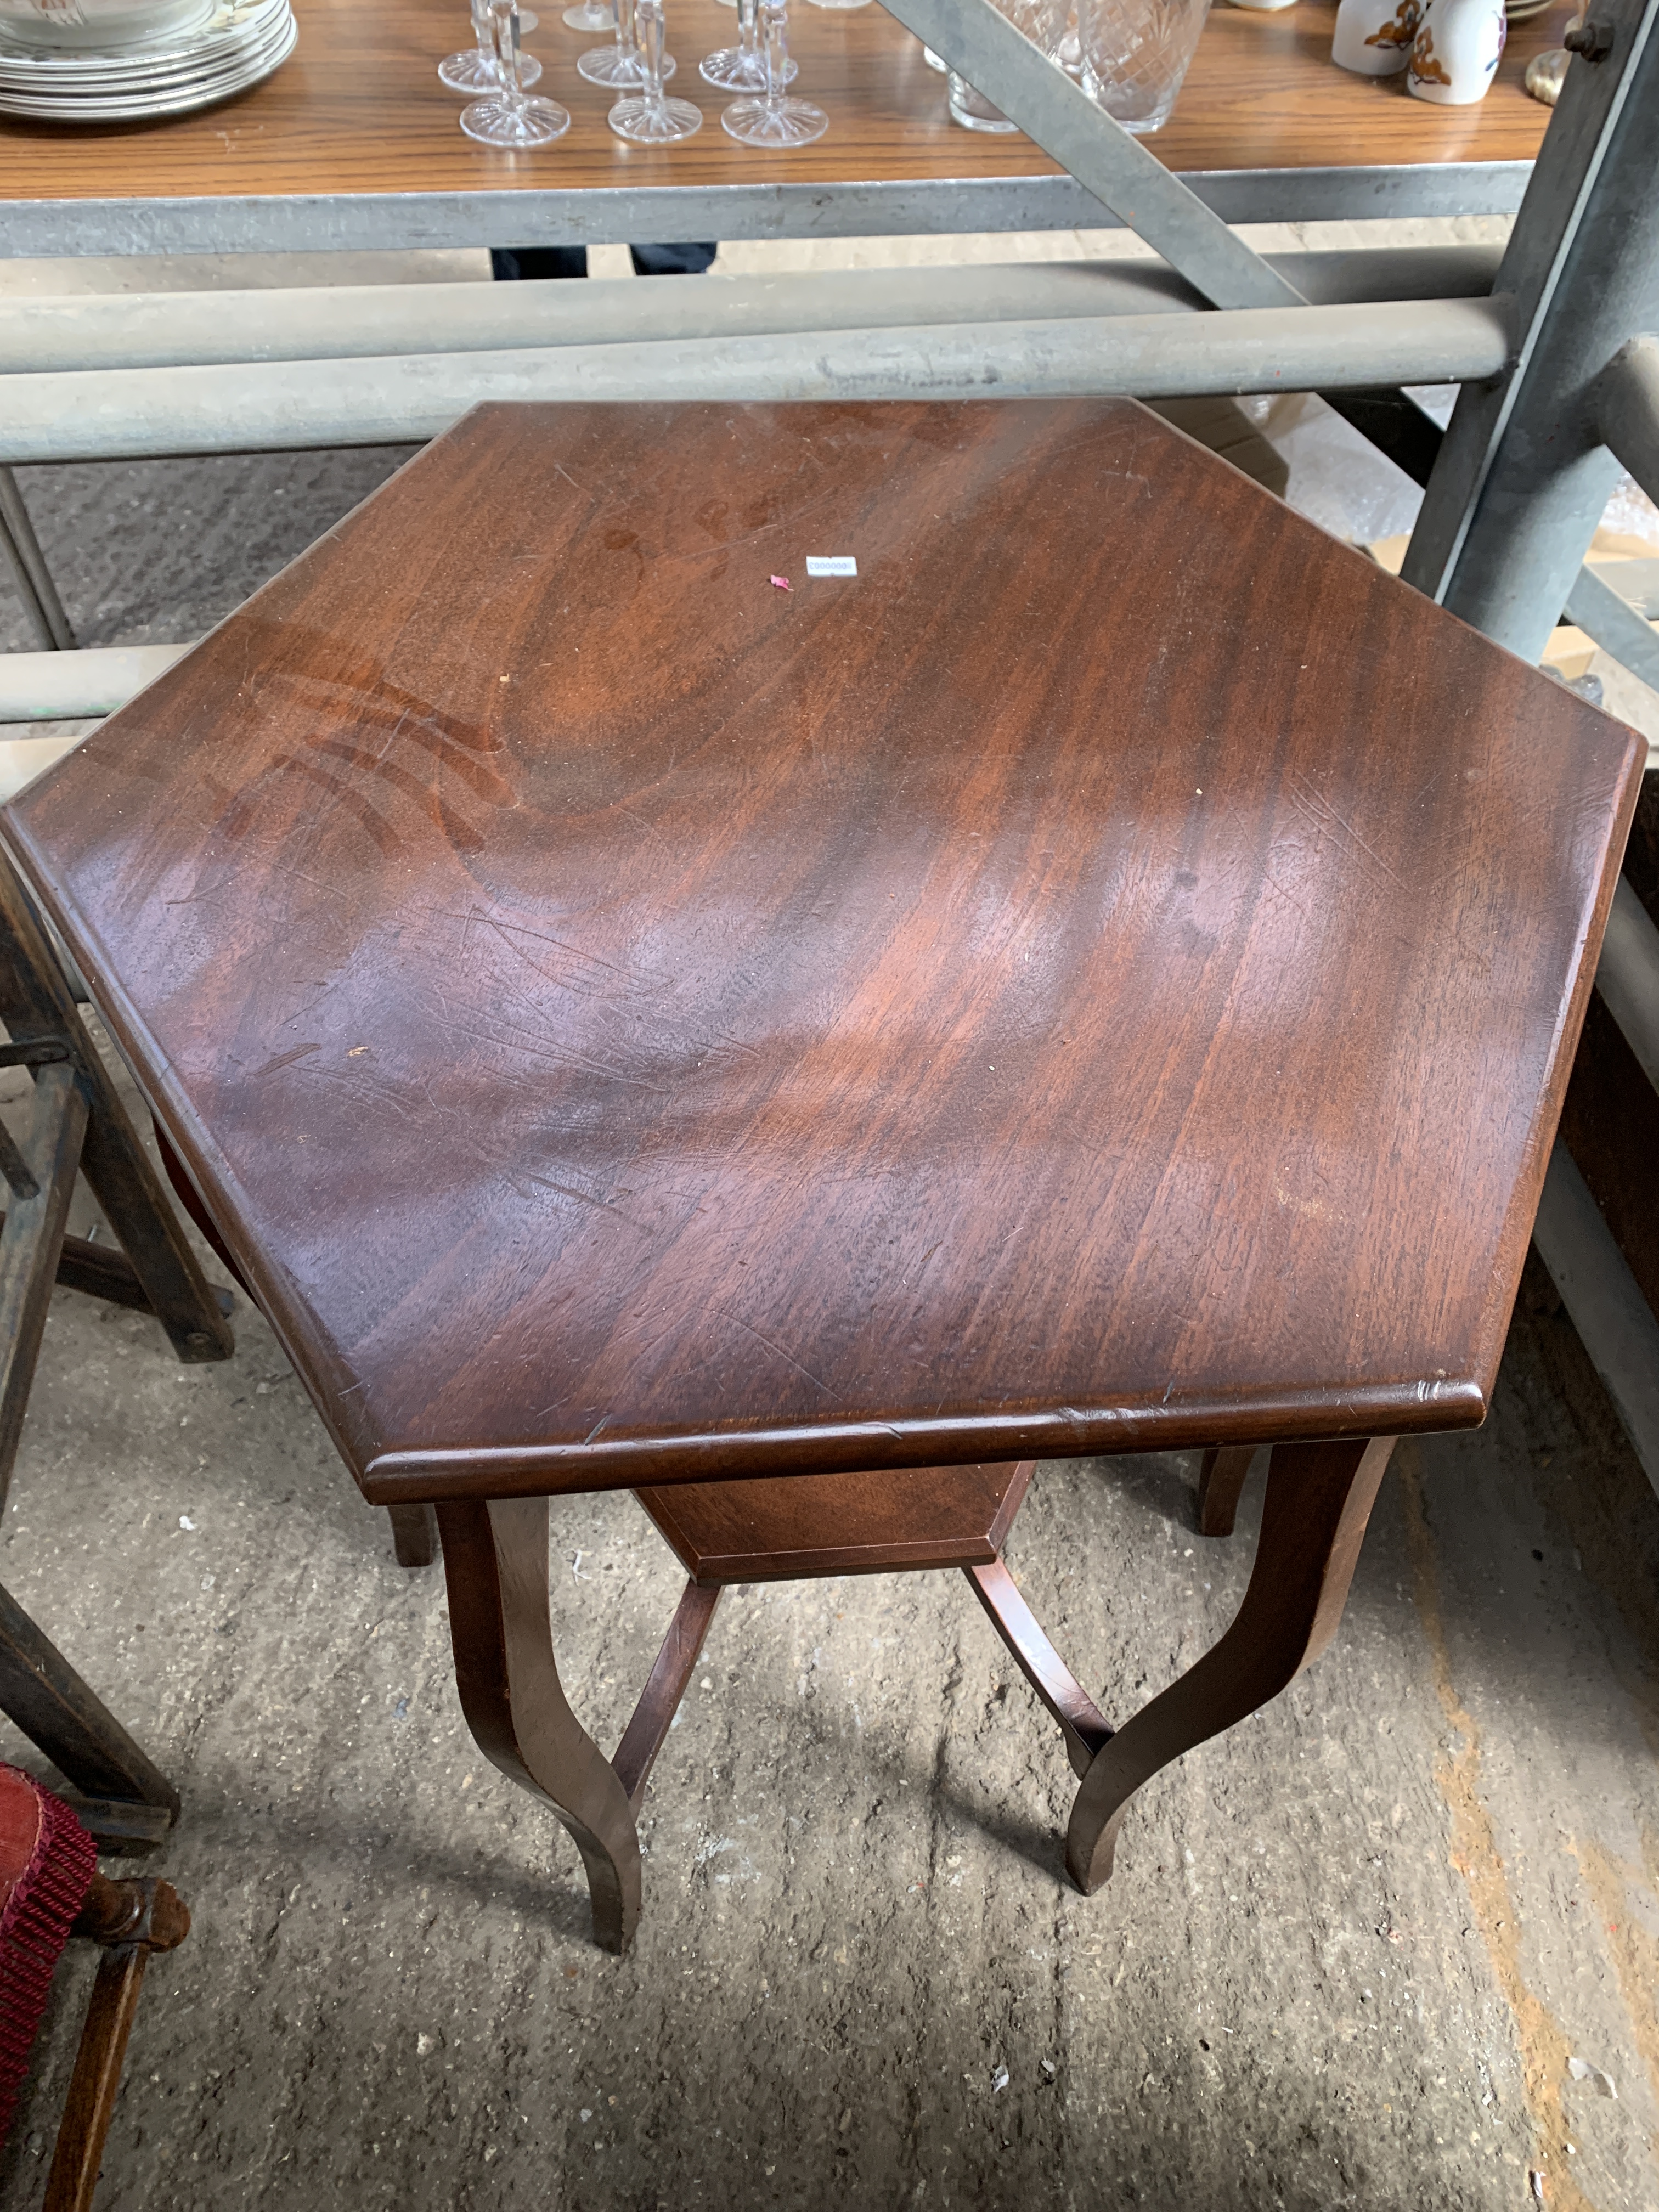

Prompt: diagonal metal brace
[
  {"left": 0, "top": 464, "right": 72, "bottom": 652},
  {"left": 878, "top": 0, "right": 1458, "bottom": 479},
  {"left": 879, "top": 0, "right": 1303, "bottom": 311}
]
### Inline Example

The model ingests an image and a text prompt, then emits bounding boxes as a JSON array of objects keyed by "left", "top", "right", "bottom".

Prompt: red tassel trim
[{"left": 0, "top": 1774, "right": 95, "bottom": 2151}]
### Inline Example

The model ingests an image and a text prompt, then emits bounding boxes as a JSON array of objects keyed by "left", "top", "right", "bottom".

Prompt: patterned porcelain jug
[
  {"left": 1407, "top": 0, "right": 1506, "bottom": 100},
  {"left": 1331, "top": 0, "right": 1419, "bottom": 75}
]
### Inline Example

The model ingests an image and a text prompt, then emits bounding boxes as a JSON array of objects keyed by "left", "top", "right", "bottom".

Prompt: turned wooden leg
[
  {"left": 44, "top": 1947, "right": 150, "bottom": 2212},
  {"left": 436, "top": 1497, "right": 641, "bottom": 1952},
  {"left": 387, "top": 1503, "right": 439, "bottom": 1568},
  {"left": 1197, "top": 1444, "right": 1255, "bottom": 1538},
  {"left": 1067, "top": 1435, "right": 1394, "bottom": 1895},
  {"left": 47, "top": 1876, "right": 189, "bottom": 2212}
]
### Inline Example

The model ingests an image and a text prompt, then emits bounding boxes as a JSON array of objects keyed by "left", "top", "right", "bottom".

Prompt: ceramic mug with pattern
[
  {"left": 1331, "top": 0, "right": 1419, "bottom": 75},
  {"left": 1407, "top": 0, "right": 1505, "bottom": 100}
]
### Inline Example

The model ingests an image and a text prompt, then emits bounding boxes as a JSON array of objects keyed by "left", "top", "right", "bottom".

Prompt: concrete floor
[
  {"left": 1, "top": 235, "right": 1659, "bottom": 2212},
  {"left": 2, "top": 1160, "right": 1658, "bottom": 2212}
]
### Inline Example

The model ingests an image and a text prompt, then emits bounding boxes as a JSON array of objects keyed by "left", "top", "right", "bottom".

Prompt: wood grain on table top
[
  {"left": 0, "top": 0, "right": 1558, "bottom": 210},
  {"left": 6, "top": 400, "right": 1640, "bottom": 1501}
]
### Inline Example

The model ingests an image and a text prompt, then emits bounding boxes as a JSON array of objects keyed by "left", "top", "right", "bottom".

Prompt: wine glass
[
  {"left": 560, "top": 0, "right": 610, "bottom": 31},
  {"left": 441, "top": 0, "right": 543, "bottom": 90},
  {"left": 723, "top": 0, "right": 825, "bottom": 142},
  {"left": 461, "top": 0, "right": 570, "bottom": 141},
  {"left": 580, "top": 0, "right": 676, "bottom": 86},
  {"left": 701, "top": 0, "right": 795, "bottom": 89},
  {"left": 609, "top": 0, "right": 701, "bottom": 137}
]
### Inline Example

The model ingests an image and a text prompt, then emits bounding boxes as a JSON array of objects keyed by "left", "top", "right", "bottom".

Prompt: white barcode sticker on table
[{"left": 805, "top": 556, "right": 857, "bottom": 578}]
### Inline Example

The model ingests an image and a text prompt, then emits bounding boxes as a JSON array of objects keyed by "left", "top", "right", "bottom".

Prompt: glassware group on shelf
[
  {"left": 442, "top": 0, "right": 1200, "bottom": 161},
  {"left": 441, "top": 0, "right": 828, "bottom": 149}
]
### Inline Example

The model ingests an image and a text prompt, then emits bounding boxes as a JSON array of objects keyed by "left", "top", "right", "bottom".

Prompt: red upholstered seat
[{"left": 0, "top": 1765, "right": 95, "bottom": 2149}]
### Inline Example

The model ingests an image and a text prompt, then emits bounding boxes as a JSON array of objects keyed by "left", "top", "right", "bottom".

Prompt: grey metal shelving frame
[{"left": 1, "top": 0, "right": 1656, "bottom": 1483}]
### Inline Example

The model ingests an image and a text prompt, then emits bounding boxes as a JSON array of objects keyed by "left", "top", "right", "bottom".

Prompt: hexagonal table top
[{"left": 4, "top": 400, "right": 1641, "bottom": 1503}]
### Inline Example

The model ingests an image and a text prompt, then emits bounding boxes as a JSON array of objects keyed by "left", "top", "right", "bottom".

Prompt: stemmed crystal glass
[
  {"left": 723, "top": 0, "right": 825, "bottom": 142},
  {"left": 609, "top": 0, "right": 701, "bottom": 135},
  {"left": 580, "top": 0, "right": 676, "bottom": 86},
  {"left": 461, "top": 0, "right": 569, "bottom": 141},
  {"left": 442, "top": 0, "right": 543, "bottom": 90},
  {"left": 701, "top": 0, "right": 795, "bottom": 89},
  {"left": 561, "top": 0, "right": 610, "bottom": 32}
]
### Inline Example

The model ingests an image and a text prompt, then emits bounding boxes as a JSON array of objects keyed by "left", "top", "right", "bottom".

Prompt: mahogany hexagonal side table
[{"left": 1, "top": 398, "right": 1640, "bottom": 1952}]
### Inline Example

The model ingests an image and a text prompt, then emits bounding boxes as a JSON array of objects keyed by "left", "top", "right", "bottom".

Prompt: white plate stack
[{"left": 0, "top": 0, "right": 296, "bottom": 120}]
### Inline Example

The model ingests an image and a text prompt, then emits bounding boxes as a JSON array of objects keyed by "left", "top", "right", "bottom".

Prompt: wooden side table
[{"left": 2, "top": 397, "right": 1639, "bottom": 1948}]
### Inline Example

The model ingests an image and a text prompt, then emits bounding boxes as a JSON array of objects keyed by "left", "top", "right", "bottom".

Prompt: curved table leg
[
  {"left": 1067, "top": 1435, "right": 1394, "bottom": 1895},
  {"left": 437, "top": 1497, "right": 641, "bottom": 1953},
  {"left": 1197, "top": 1444, "right": 1256, "bottom": 1538}
]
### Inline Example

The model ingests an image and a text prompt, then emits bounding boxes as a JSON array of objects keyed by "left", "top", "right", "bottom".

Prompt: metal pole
[
  {"left": 0, "top": 297, "right": 1511, "bottom": 467},
  {"left": 1401, "top": 0, "right": 1659, "bottom": 657},
  {"left": 0, "top": 246, "right": 1506, "bottom": 376},
  {"left": 1533, "top": 1146, "right": 1659, "bottom": 1502},
  {"left": 1595, "top": 878, "right": 1659, "bottom": 1096},
  {"left": 1562, "top": 563, "right": 1659, "bottom": 694},
  {"left": 0, "top": 468, "right": 72, "bottom": 653},
  {"left": 1590, "top": 334, "right": 1659, "bottom": 508},
  {"left": 0, "top": 645, "right": 188, "bottom": 722}
]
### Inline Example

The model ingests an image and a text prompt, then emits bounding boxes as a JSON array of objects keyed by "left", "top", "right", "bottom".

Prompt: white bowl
[{"left": 0, "top": 0, "right": 211, "bottom": 48}]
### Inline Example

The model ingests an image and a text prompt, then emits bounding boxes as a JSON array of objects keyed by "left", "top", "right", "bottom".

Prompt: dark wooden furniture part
[
  {"left": 2, "top": 398, "right": 1640, "bottom": 1950},
  {"left": 0, "top": 866, "right": 234, "bottom": 1856},
  {"left": 48, "top": 1871, "right": 191, "bottom": 2212},
  {"left": 0, "top": 0, "right": 1561, "bottom": 218},
  {"left": 0, "top": 1764, "right": 190, "bottom": 2212}
]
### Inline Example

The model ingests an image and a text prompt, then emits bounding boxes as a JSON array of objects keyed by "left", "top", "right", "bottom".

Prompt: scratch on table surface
[
  {"left": 1289, "top": 771, "right": 1407, "bottom": 891},
  {"left": 461, "top": 908, "right": 660, "bottom": 990},
  {"left": 714, "top": 1311, "right": 832, "bottom": 1396},
  {"left": 1399, "top": 1449, "right": 1594, "bottom": 2212},
  {"left": 521, "top": 1173, "right": 648, "bottom": 1234},
  {"left": 251, "top": 1042, "right": 322, "bottom": 1080}
]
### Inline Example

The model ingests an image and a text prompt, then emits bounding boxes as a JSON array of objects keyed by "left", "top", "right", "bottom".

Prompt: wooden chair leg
[
  {"left": 1197, "top": 1444, "right": 1255, "bottom": 1538},
  {"left": 0, "top": 1581, "right": 179, "bottom": 1836},
  {"left": 0, "top": 1064, "right": 86, "bottom": 1509},
  {"left": 46, "top": 1876, "right": 189, "bottom": 2212},
  {"left": 612, "top": 1581, "right": 722, "bottom": 1810},
  {"left": 43, "top": 1946, "right": 149, "bottom": 2212},
  {"left": 387, "top": 1503, "right": 439, "bottom": 1568},
  {"left": 436, "top": 1497, "right": 642, "bottom": 1953},
  {"left": 1066, "top": 1435, "right": 1395, "bottom": 1895},
  {"left": 0, "top": 850, "right": 233, "bottom": 1369},
  {"left": 965, "top": 1560, "right": 1111, "bottom": 1780}
]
